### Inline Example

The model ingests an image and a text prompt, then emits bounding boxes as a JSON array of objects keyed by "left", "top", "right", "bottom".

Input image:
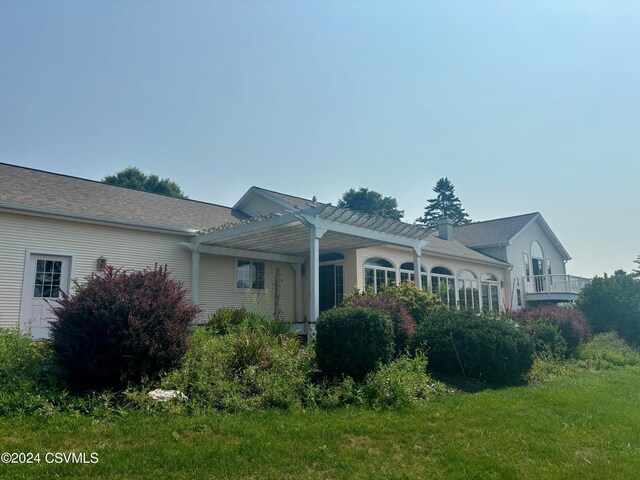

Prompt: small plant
[
  {"left": 343, "top": 290, "right": 416, "bottom": 354},
  {"left": 205, "top": 307, "right": 248, "bottom": 335},
  {"left": 412, "top": 309, "right": 535, "bottom": 384},
  {"left": 315, "top": 307, "right": 394, "bottom": 381},
  {"left": 520, "top": 318, "right": 567, "bottom": 359},
  {"left": 51, "top": 265, "right": 200, "bottom": 390}
]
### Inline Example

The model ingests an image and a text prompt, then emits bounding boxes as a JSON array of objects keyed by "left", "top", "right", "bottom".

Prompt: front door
[
  {"left": 20, "top": 254, "right": 71, "bottom": 339},
  {"left": 319, "top": 264, "right": 344, "bottom": 312}
]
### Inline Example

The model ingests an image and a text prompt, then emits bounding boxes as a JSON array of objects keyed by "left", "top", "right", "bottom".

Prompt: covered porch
[{"left": 183, "top": 205, "right": 429, "bottom": 335}]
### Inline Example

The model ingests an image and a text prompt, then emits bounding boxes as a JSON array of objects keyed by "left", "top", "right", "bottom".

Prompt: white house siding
[
  {"left": 506, "top": 218, "right": 568, "bottom": 309},
  {"left": 197, "top": 254, "right": 297, "bottom": 322},
  {"left": 0, "top": 211, "right": 192, "bottom": 330}
]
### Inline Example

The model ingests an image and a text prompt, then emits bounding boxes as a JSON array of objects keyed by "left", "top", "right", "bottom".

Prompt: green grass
[{"left": 1, "top": 367, "right": 639, "bottom": 479}]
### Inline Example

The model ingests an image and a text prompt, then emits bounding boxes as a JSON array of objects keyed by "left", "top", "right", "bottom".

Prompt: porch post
[
  {"left": 413, "top": 245, "right": 422, "bottom": 290},
  {"left": 291, "top": 263, "right": 303, "bottom": 324},
  {"left": 191, "top": 250, "right": 200, "bottom": 304},
  {"left": 308, "top": 225, "right": 326, "bottom": 337}
]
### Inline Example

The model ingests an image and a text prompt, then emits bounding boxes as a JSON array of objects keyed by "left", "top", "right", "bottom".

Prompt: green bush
[
  {"left": 343, "top": 290, "right": 416, "bottom": 354},
  {"left": 381, "top": 282, "right": 446, "bottom": 324},
  {"left": 577, "top": 273, "right": 640, "bottom": 346},
  {"left": 315, "top": 307, "right": 394, "bottom": 381},
  {"left": 0, "top": 329, "right": 59, "bottom": 415},
  {"left": 576, "top": 332, "right": 640, "bottom": 369},
  {"left": 512, "top": 304, "right": 591, "bottom": 355},
  {"left": 204, "top": 307, "right": 248, "bottom": 335},
  {"left": 412, "top": 309, "right": 535, "bottom": 384},
  {"left": 162, "top": 329, "right": 314, "bottom": 411},
  {"left": 521, "top": 318, "right": 567, "bottom": 359}
]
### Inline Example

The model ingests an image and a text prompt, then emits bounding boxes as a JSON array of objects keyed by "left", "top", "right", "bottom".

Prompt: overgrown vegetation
[{"left": 51, "top": 265, "right": 200, "bottom": 390}]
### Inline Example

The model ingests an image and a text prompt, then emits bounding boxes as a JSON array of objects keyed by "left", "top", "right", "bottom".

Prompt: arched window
[
  {"left": 364, "top": 257, "right": 396, "bottom": 293},
  {"left": 430, "top": 266, "right": 456, "bottom": 308},
  {"left": 481, "top": 273, "right": 500, "bottom": 312},
  {"left": 320, "top": 252, "right": 345, "bottom": 262},
  {"left": 458, "top": 270, "right": 480, "bottom": 312},
  {"left": 399, "top": 262, "right": 428, "bottom": 290},
  {"left": 531, "top": 241, "right": 544, "bottom": 259}
]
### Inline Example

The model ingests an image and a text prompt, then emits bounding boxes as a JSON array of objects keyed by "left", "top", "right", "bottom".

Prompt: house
[{"left": 0, "top": 163, "right": 588, "bottom": 339}]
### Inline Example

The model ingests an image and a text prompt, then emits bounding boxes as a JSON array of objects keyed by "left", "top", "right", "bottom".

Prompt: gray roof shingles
[
  {"left": 0, "top": 163, "right": 246, "bottom": 231},
  {"left": 451, "top": 213, "right": 539, "bottom": 247},
  {"left": 253, "top": 187, "right": 318, "bottom": 210}
]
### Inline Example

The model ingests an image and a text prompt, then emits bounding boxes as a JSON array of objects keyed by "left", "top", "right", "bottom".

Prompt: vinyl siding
[
  {"left": 0, "top": 211, "right": 192, "bottom": 329},
  {"left": 197, "top": 255, "right": 296, "bottom": 322}
]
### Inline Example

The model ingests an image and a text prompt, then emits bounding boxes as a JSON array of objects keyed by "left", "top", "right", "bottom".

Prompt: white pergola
[{"left": 182, "top": 205, "right": 429, "bottom": 330}]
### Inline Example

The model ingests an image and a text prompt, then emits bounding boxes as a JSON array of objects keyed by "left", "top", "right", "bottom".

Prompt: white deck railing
[{"left": 522, "top": 274, "right": 590, "bottom": 295}]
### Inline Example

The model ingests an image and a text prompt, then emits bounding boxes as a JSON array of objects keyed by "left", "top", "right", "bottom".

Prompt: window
[
  {"left": 481, "top": 273, "right": 500, "bottom": 312},
  {"left": 531, "top": 241, "right": 544, "bottom": 259},
  {"left": 33, "top": 260, "right": 62, "bottom": 298},
  {"left": 236, "top": 260, "right": 265, "bottom": 290},
  {"left": 399, "top": 262, "right": 428, "bottom": 291},
  {"left": 458, "top": 270, "right": 480, "bottom": 312},
  {"left": 523, "top": 253, "right": 530, "bottom": 281},
  {"left": 430, "top": 266, "right": 456, "bottom": 308},
  {"left": 335, "top": 265, "right": 344, "bottom": 305},
  {"left": 364, "top": 257, "right": 396, "bottom": 293},
  {"left": 547, "top": 259, "right": 553, "bottom": 285}
]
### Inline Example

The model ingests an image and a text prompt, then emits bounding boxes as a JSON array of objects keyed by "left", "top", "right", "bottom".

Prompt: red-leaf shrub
[
  {"left": 51, "top": 265, "right": 200, "bottom": 390},
  {"left": 343, "top": 291, "right": 416, "bottom": 354},
  {"left": 511, "top": 305, "right": 591, "bottom": 355}
]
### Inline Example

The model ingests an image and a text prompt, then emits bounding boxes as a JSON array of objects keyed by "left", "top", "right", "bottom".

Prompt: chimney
[{"left": 438, "top": 217, "right": 454, "bottom": 240}]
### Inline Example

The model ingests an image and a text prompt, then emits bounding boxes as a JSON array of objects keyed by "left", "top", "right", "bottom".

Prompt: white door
[{"left": 20, "top": 254, "right": 71, "bottom": 339}]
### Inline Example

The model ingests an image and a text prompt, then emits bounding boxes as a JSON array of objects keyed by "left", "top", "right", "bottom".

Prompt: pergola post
[
  {"left": 308, "top": 225, "right": 326, "bottom": 339},
  {"left": 413, "top": 245, "right": 422, "bottom": 290},
  {"left": 191, "top": 250, "right": 200, "bottom": 304}
]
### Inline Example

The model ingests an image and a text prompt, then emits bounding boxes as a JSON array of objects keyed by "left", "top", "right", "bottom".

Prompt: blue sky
[{"left": 1, "top": 1, "right": 638, "bottom": 277}]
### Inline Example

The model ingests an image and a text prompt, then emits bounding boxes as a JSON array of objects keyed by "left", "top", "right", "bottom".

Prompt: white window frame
[
  {"left": 457, "top": 270, "right": 480, "bottom": 312},
  {"left": 399, "top": 262, "right": 428, "bottom": 291},
  {"left": 235, "top": 259, "right": 266, "bottom": 291},
  {"left": 430, "top": 266, "right": 456, "bottom": 308},
  {"left": 364, "top": 257, "right": 397, "bottom": 293},
  {"left": 480, "top": 273, "right": 500, "bottom": 312}
]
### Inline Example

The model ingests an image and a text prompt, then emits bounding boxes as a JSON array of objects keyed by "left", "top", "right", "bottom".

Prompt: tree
[
  {"left": 577, "top": 272, "right": 640, "bottom": 346},
  {"left": 415, "top": 177, "right": 471, "bottom": 229},
  {"left": 632, "top": 255, "right": 640, "bottom": 278},
  {"left": 337, "top": 188, "right": 404, "bottom": 220},
  {"left": 102, "top": 167, "right": 187, "bottom": 198}
]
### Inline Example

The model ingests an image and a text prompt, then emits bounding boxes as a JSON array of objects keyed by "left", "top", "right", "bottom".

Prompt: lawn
[{"left": 1, "top": 367, "right": 639, "bottom": 479}]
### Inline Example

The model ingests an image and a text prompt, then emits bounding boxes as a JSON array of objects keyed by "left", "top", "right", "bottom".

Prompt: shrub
[
  {"left": 162, "top": 328, "right": 314, "bottom": 411},
  {"left": 362, "top": 351, "right": 444, "bottom": 408},
  {"left": 315, "top": 307, "right": 394, "bottom": 381},
  {"left": 512, "top": 304, "right": 591, "bottom": 355},
  {"left": 516, "top": 317, "right": 567, "bottom": 359},
  {"left": 204, "top": 307, "right": 248, "bottom": 335},
  {"left": 412, "top": 309, "right": 534, "bottom": 384},
  {"left": 576, "top": 332, "right": 640, "bottom": 369},
  {"left": 577, "top": 273, "right": 640, "bottom": 346},
  {"left": 0, "top": 329, "right": 59, "bottom": 415},
  {"left": 381, "top": 282, "right": 446, "bottom": 324},
  {"left": 51, "top": 265, "right": 200, "bottom": 390},
  {"left": 343, "top": 291, "right": 416, "bottom": 353}
]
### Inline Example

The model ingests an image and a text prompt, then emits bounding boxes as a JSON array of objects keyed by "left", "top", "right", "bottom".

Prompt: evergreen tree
[
  {"left": 632, "top": 255, "right": 640, "bottom": 278},
  {"left": 337, "top": 188, "right": 404, "bottom": 220},
  {"left": 102, "top": 167, "right": 187, "bottom": 198},
  {"left": 415, "top": 177, "right": 471, "bottom": 229}
]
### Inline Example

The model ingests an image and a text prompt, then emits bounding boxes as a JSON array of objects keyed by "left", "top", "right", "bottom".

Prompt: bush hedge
[
  {"left": 343, "top": 291, "right": 416, "bottom": 354},
  {"left": 315, "top": 307, "right": 394, "bottom": 381},
  {"left": 412, "top": 309, "right": 534, "bottom": 384},
  {"left": 381, "top": 282, "right": 446, "bottom": 324},
  {"left": 512, "top": 304, "right": 591, "bottom": 355},
  {"left": 51, "top": 265, "right": 200, "bottom": 390}
]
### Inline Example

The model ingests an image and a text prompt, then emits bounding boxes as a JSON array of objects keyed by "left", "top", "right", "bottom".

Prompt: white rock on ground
[{"left": 148, "top": 389, "right": 188, "bottom": 402}]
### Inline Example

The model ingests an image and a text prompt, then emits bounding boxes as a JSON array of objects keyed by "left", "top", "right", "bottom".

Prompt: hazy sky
[{"left": 1, "top": 1, "right": 638, "bottom": 277}]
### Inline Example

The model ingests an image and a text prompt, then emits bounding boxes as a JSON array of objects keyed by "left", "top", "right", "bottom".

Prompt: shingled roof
[
  {"left": 451, "top": 213, "right": 539, "bottom": 248},
  {"left": 0, "top": 163, "right": 246, "bottom": 232}
]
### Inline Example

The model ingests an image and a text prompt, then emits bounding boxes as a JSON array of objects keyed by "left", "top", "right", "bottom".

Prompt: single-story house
[{"left": 0, "top": 163, "right": 589, "bottom": 339}]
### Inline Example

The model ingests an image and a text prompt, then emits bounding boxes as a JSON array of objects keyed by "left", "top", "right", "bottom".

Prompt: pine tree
[
  {"left": 415, "top": 177, "right": 471, "bottom": 229},
  {"left": 632, "top": 255, "right": 640, "bottom": 278}
]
